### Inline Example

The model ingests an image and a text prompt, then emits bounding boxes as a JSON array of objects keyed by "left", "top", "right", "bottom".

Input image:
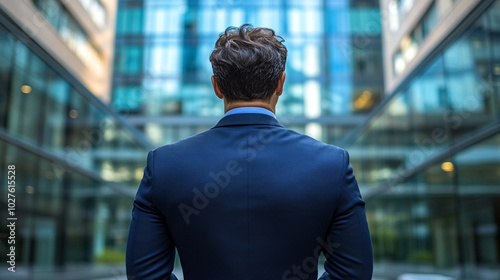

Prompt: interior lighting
[
  {"left": 69, "top": 109, "right": 78, "bottom": 119},
  {"left": 354, "top": 90, "right": 373, "bottom": 110},
  {"left": 441, "top": 162, "right": 454, "bottom": 172},
  {"left": 494, "top": 65, "right": 500, "bottom": 76},
  {"left": 135, "top": 168, "right": 144, "bottom": 181},
  {"left": 400, "top": 35, "right": 412, "bottom": 51},
  {"left": 26, "top": 185, "right": 35, "bottom": 194},
  {"left": 21, "top": 85, "right": 31, "bottom": 94}
]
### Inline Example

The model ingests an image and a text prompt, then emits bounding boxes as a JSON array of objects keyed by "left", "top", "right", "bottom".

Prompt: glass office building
[
  {"left": 346, "top": 0, "right": 500, "bottom": 279},
  {"left": 0, "top": 1, "right": 153, "bottom": 279},
  {"left": 112, "top": 0, "right": 384, "bottom": 145},
  {"left": 5, "top": 0, "right": 499, "bottom": 279},
  {"left": 112, "top": 0, "right": 384, "bottom": 277}
]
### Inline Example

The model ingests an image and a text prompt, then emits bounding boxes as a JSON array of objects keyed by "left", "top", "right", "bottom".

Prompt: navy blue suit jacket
[{"left": 126, "top": 113, "right": 373, "bottom": 280}]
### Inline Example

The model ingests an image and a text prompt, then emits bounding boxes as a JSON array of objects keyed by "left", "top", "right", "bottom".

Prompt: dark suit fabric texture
[{"left": 126, "top": 113, "right": 373, "bottom": 280}]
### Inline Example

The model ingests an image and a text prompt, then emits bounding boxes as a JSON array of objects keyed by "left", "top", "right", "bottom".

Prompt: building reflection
[
  {"left": 112, "top": 0, "right": 384, "bottom": 145},
  {"left": 0, "top": 0, "right": 152, "bottom": 278},
  {"left": 0, "top": 0, "right": 499, "bottom": 279},
  {"left": 346, "top": 1, "right": 500, "bottom": 279}
]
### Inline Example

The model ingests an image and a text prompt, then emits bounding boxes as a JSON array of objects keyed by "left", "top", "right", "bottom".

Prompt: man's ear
[
  {"left": 211, "top": 76, "right": 224, "bottom": 99},
  {"left": 275, "top": 72, "right": 286, "bottom": 97}
]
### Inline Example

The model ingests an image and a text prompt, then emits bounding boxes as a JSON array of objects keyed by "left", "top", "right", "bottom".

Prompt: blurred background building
[
  {"left": 0, "top": 0, "right": 153, "bottom": 279},
  {"left": 0, "top": 0, "right": 499, "bottom": 279},
  {"left": 345, "top": 0, "right": 500, "bottom": 279},
  {"left": 112, "top": 0, "right": 384, "bottom": 146}
]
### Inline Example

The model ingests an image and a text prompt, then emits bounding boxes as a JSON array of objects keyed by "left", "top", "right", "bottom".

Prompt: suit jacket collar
[{"left": 213, "top": 113, "right": 283, "bottom": 128}]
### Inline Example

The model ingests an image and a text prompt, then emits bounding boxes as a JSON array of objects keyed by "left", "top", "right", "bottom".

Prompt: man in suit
[{"left": 126, "top": 24, "right": 373, "bottom": 280}]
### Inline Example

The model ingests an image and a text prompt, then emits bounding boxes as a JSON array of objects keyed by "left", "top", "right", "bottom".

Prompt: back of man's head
[{"left": 209, "top": 24, "right": 287, "bottom": 102}]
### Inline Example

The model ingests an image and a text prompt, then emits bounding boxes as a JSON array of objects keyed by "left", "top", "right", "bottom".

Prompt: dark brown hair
[{"left": 209, "top": 24, "right": 287, "bottom": 101}]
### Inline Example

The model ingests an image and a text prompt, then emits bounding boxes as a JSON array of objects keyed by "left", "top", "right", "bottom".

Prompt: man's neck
[{"left": 224, "top": 100, "right": 275, "bottom": 114}]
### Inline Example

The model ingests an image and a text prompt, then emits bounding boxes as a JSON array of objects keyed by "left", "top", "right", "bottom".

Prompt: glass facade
[
  {"left": 112, "top": 0, "right": 384, "bottom": 145},
  {"left": 78, "top": 0, "right": 108, "bottom": 30},
  {"left": 348, "top": 1, "right": 500, "bottom": 279},
  {"left": 4, "top": 0, "right": 499, "bottom": 279},
  {"left": 393, "top": 0, "right": 457, "bottom": 76},
  {"left": 0, "top": 13, "right": 151, "bottom": 279},
  {"left": 32, "top": 0, "right": 103, "bottom": 67}
]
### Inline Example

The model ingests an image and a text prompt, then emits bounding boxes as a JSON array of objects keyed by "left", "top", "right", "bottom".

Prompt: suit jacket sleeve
[
  {"left": 126, "top": 150, "right": 177, "bottom": 280},
  {"left": 319, "top": 149, "right": 373, "bottom": 280}
]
